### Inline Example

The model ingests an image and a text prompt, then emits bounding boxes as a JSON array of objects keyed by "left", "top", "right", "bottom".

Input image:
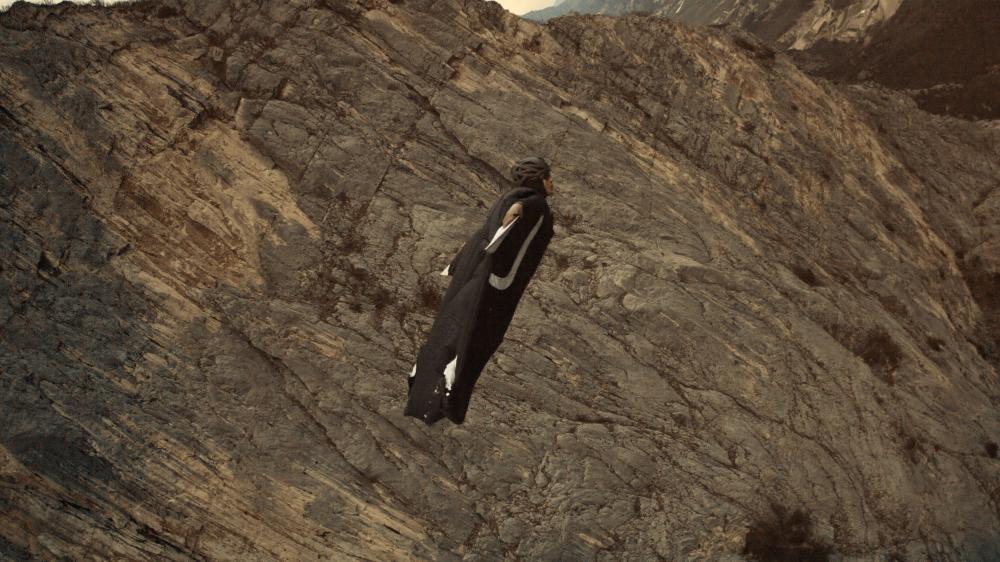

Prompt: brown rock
[{"left": 0, "top": 1, "right": 997, "bottom": 561}]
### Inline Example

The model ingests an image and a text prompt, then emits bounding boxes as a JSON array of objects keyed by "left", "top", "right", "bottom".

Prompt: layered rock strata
[{"left": 1, "top": 0, "right": 998, "bottom": 560}]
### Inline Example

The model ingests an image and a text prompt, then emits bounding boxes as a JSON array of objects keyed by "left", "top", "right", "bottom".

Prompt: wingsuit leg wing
[{"left": 405, "top": 258, "right": 490, "bottom": 424}]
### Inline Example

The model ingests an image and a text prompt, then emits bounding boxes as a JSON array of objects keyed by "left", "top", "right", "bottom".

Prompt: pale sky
[
  {"left": 1, "top": 0, "right": 561, "bottom": 17},
  {"left": 494, "top": 0, "right": 561, "bottom": 15},
  {"left": 0, "top": 0, "right": 130, "bottom": 9}
]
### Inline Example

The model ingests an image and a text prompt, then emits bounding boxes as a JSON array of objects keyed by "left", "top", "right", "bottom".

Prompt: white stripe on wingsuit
[
  {"left": 484, "top": 216, "right": 519, "bottom": 254},
  {"left": 443, "top": 355, "right": 457, "bottom": 392},
  {"left": 489, "top": 215, "right": 544, "bottom": 290}
]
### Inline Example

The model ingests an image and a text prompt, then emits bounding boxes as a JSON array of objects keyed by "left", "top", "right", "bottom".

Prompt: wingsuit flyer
[{"left": 405, "top": 157, "right": 555, "bottom": 425}]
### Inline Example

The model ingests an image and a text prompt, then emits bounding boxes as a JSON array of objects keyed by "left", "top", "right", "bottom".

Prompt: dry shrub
[
  {"left": 743, "top": 505, "right": 833, "bottom": 562},
  {"left": 857, "top": 329, "right": 903, "bottom": 385},
  {"left": 826, "top": 323, "right": 903, "bottom": 385},
  {"left": 790, "top": 264, "right": 821, "bottom": 287},
  {"left": 417, "top": 277, "right": 441, "bottom": 312}
]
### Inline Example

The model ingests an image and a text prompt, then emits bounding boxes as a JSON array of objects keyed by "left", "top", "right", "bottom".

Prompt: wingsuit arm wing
[
  {"left": 441, "top": 250, "right": 459, "bottom": 276},
  {"left": 502, "top": 202, "right": 523, "bottom": 227},
  {"left": 483, "top": 202, "right": 523, "bottom": 254},
  {"left": 484, "top": 216, "right": 519, "bottom": 254},
  {"left": 440, "top": 226, "right": 480, "bottom": 277},
  {"left": 489, "top": 197, "right": 545, "bottom": 277}
]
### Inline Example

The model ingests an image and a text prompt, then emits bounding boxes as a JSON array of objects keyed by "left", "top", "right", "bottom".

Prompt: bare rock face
[
  {"left": 1, "top": 1, "right": 998, "bottom": 560},
  {"left": 523, "top": 0, "right": 900, "bottom": 49}
]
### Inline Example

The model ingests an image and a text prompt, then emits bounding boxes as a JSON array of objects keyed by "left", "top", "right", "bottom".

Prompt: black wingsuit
[{"left": 405, "top": 186, "right": 554, "bottom": 425}]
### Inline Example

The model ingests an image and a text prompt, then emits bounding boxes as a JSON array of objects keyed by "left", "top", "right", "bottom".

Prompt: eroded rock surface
[{"left": 1, "top": 0, "right": 998, "bottom": 560}]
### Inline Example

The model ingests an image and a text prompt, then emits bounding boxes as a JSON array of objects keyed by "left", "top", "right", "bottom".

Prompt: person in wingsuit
[{"left": 404, "top": 157, "right": 555, "bottom": 425}]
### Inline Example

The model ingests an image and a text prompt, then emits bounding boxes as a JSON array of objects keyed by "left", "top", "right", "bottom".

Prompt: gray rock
[{"left": 0, "top": 1, "right": 997, "bottom": 561}]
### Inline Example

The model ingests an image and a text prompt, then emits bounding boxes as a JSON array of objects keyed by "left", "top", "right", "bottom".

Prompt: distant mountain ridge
[
  {"left": 523, "top": 0, "right": 901, "bottom": 49},
  {"left": 523, "top": 0, "right": 998, "bottom": 119},
  {"left": 802, "top": 0, "right": 1000, "bottom": 119}
]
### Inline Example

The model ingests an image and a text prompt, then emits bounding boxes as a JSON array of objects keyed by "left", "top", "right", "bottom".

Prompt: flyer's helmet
[{"left": 510, "top": 156, "right": 551, "bottom": 186}]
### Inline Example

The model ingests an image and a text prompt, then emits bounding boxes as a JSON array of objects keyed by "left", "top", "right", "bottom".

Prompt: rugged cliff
[
  {"left": 1, "top": 0, "right": 998, "bottom": 560},
  {"left": 523, "top": 0, "right": 900, "bottom": 49}
]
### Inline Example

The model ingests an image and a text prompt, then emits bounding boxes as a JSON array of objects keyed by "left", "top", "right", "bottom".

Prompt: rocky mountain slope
[
  {"left": 523, "top": 0, "right": 901, "bottom": 49},
  {"left": 1, "top": 0, "right": 998, "bottom": 560},
  {"left": 802, "top": 0, "right": 1000, "bottom": 120},
  {"left": 523, "top": 0, "right": 1000, "bottom": 121}
]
